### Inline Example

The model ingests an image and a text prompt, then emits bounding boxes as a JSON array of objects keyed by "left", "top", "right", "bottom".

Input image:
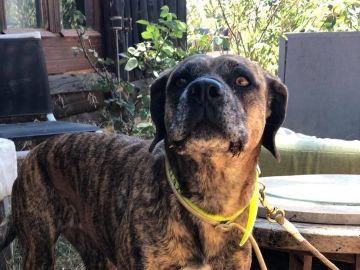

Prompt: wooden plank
[
  {"left": 325, "top": 253, "right": 355, "bottom": 264},
  {"left": 47, "top": 0, "right": 61, "bottom": 32},
  {"left": 176, "top": 0, "right": 186, "bottom": 22},
  {"left": 43, "top": 39, "right": 102, "bottom": 54},
  {"left": 158, "top": 0, "right": 165, "bottom": 9},
  {"left": 289, "top": 254, "right": 302, "bottom": 270},
  {"left": 43, "top": 45, "right": 102, "bottom": 60},
  {"left": 0, "top": 0, "right": 6, "bottom": 32},
  {"left": 43, "top": 47, "right": 84, "bottom": 61},
  {"left": 53, "top": 0, "right": 61, "bottom": 32},
  {"left": 46, "top": 58, "right": 93, "bottom": 74},
  {"left": 254, "top": 218, "right": 360, "bottom": 254},
  {"left": 92, "top": 0, "right": 102, "bottom": 31},
  {"left": 60, "top": 29, "right": 101, "bottom": 37},
  {"left": 42, "top": 36, "right": 102, "bottom": 47},
  {"left": 131, "top": 0, "right": 140, "bottom": 45},
  {"left": 166, "top": 0, "right": 177, "bottom": 14},
  {"left": 1, "top": 30, "right": 101, "bottom": 74},
  {"left": 147, "top": 0, "right": 158, "bottom": 23},
  {"left": 41, "top": 0, "right": 49, "bottom": 29},
  {"left": 84, "top": 0, "right": 94, "bottom": 27},
  {"left": 41, "top": 34, "right": 102, "bottom": 74},
  {"left": 99, "top": 0, "right": 113, "bottom": 59},
  {"left": 288, "top": 254, "right": 312, "bottom": 270},
  {"left": 140, "top": 0, "right": 149, "bottom": 21},
  {"left": 303, "top": 255, "right": 312, "bottom": 270},
  {"left": 177, "top": 0, "right": 187, "bottom": 48},
  {"left": 4, "top": 28, "right": 57, "bottom": 37},
  {"left": 35, "top": 0, "right": 43, "bottom": 28},
  {"left": 45, "top": 56, "right": 96, "bottom": 71}
]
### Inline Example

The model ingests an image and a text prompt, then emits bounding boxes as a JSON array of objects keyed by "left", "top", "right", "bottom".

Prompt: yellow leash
[
  {"left": 165, "top": 157, "right": 268, "bottom": 270},
  {"left": 165, "top": 157, "right": 259, "bottom": 246},
  {"left": 165, "top": 156, "right": 340, "bottom": 270}
]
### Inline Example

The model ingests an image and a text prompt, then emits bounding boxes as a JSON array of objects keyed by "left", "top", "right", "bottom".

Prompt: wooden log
[
  {"left": 49, "top": 73, "right": 100, "bottom": 95},
  {"left": 61, "top": 110, "right": 107, "bottom": 126},
  {"left": 52, "top": 91, "right": 105, "bottom": 119},
  {"left": 132, "top": 78, "right": 153, "bottom": 92}
]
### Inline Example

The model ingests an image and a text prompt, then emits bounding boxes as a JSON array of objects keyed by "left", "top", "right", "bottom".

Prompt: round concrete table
[
  {"left": 0, "top": 138, "right": 17, "bottom": 268},
  {"left": 254, "top": 174, "right": 360, "bottom": 270},
  {"left": 0, "top": 138, "right": 17, "bottom": 201}
]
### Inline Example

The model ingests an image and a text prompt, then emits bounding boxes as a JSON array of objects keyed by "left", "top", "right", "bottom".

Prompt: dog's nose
[{"left": 187, "top": 78, "right": 224, "bottom": 104}]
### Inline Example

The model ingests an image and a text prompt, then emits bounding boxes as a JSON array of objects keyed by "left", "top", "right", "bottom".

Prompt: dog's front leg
[{"left": 206, "top": 243, "right": 252, "bottom": 270}]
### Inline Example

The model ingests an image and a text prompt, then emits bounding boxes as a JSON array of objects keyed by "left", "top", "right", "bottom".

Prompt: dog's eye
[
  {"left": 176, "top": 78, "right": 187, "bottom": 88},
  {"left": 235, "top": 76, "right": 250, "bottom": 87}
]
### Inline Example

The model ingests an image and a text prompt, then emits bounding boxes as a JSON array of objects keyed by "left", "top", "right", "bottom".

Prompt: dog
[{"left": 0, "top": 54, "right": 287, "bottom": 270}]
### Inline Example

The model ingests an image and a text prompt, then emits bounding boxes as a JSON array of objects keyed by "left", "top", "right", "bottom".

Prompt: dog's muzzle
[
  {"left": 185, "top": 77, "right": 227, "bottom": 127},
  {"left": 168, "top": 76, "right": 248, "bottom": 154}
]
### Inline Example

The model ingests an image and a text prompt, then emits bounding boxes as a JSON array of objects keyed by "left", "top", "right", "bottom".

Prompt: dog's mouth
[{"left": 167, "top": 121, "right": 247, "bottom": 155}]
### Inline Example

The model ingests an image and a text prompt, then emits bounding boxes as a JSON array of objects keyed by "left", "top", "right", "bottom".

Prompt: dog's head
[{"left": 149, "top": 54, "right": 288, "bottom": 160}]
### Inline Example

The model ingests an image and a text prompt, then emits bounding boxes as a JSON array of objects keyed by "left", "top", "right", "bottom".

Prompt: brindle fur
[{"left": 0, "top": 54, "right": 287, "bottom": 269}]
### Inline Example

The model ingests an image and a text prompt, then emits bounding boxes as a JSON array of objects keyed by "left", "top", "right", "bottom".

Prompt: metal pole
[
  {"left": 110, "top": 16, "right": 132, "bottom": 82},
  {"left": 115, "top": 29, "right": 120, "bottom": 82},
  {"left": 125, "top": 29, "right": 129, "bottom": 81}
]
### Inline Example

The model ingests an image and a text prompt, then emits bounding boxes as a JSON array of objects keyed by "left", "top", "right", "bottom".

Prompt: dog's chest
[{"left": 183, "top": 265, "right": 212, "bottom": 270}]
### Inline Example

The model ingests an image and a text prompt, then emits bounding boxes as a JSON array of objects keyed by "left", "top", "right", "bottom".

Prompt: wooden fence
[{"left": 101, "top": 0, "right": 186, "bottom": 70}]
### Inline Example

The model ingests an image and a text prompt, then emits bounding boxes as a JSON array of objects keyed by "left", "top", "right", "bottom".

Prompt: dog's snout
[{"left": 187, "top": 78, "right": 224, "bottom": 104}]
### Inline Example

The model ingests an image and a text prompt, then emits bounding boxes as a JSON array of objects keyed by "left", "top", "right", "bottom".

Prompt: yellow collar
[{"left": 165, "top": 157, "right": 260, "bottom": 246}]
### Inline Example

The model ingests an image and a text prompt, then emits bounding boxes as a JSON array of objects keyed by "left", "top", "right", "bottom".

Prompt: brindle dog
[{"left": 0, "top": 54, "right": 287, "bottom": 270}]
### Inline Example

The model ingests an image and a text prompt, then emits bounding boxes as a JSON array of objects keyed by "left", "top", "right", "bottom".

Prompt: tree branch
[{"left": 217, "top": 0, "right": 247, "bottom": 55}]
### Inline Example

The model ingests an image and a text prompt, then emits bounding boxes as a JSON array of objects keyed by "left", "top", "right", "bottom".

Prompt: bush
[{"left": 187, "top": 0, "right": 360, "bottom": 74}]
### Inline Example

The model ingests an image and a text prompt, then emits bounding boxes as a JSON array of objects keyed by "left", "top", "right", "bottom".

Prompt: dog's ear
[
  {"left": 262, "top": 74, "right": 288, "bottom": 160},
  {"left": 149, "top": 69, "right": 172, "bottom": 152}
]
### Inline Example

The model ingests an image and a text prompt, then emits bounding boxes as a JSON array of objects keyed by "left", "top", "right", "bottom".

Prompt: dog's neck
[{"left": 165, "top": 146, "right": 260, "bottom": 218}]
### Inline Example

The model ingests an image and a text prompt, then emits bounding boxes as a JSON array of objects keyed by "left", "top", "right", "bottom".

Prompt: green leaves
[
  {"left": 117, "top": 5, "right": 197, "bottom": 138},
  {"left": 124, "top": 57, "right": 138, "bottom": 71},
  {"left": 127, "top": 47, "right": 137, "bottom": 55},
  {"left": 160, "top": 5, "right": 170, "bottom": 18},
  {"left": 141, "top": 24, "right": 161, "bottom": 40},
  {"left": 122, "top": 5, "right": 190, "bottom": 76},
  {"left": 187, "top": 0, "right": 360, "bottom": 74},
  {"left": 176, "top": 21, "right": 187, "bottom": 32},
  {"left": 136, "top": 19, "right": 149, "bottom": 25}
]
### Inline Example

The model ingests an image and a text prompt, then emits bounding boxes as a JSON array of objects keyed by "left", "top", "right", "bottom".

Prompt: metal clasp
[{"left": 258, "top": 182, "right": 285, "bottom": 224}]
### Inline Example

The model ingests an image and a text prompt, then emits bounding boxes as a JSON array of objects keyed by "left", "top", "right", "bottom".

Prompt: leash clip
[{"left": 258, "top": 182, "right": 285, "bottom": 224}]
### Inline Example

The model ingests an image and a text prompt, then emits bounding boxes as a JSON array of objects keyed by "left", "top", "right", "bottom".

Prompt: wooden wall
[
  {"left": 42, "top": 32, "right": 102, "bottom": 74},
  {"left": 1, "top": 0, "right": 103, "bottom": 75},
  {"left": 2, "top": 0, "right": 186, "bottom": 75}
]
